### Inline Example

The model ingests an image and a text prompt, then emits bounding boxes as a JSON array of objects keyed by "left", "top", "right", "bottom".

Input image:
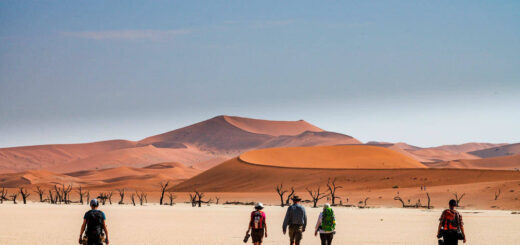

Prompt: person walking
[
  {"left": 79, "top": 199, "right": 109, "bottom": 245},
  {"left": 437, "top": 199, "right": 466, "bottom": 245},
  {"left": 246, "top": 202, "right": 268, "bottom": 245},
  {"left": 314, "top": 203, "right": 335, "bottom": 245},
  {"left": 282, "top": 195, "right": 307, "bottom": 245}
]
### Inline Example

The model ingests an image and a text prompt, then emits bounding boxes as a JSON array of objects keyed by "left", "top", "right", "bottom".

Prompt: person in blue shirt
[
  {"left": 282, "top": 195, "right": 307, "bottom": 245},
  {"left": 79, "top": 199, "right": 109, "bottom": 245}
]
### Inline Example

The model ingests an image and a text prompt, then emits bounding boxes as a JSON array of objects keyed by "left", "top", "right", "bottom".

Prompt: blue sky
[{"left": 1, "top": 1, "right": 519, "bottom": 147}]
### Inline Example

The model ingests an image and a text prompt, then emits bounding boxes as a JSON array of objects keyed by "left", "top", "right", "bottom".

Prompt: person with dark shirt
[
  {"left": 79, "top": 199, "right": 109, "bottom": 245},
  {"left": 437, "top": 199, "right": 466, "bottom": 245},
  {"left": 282, "top": 196, "right": 307, "bottom": 245}
]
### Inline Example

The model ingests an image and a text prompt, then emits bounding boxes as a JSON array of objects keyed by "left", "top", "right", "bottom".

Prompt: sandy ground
[{"left": 1, "top": 203, "right": 519, "bottom": 244}]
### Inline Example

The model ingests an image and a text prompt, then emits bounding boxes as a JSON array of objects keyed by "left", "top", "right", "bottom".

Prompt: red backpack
[
  {"left": 251, "top": 211, "right": 265, "bottom": 229},
  {"left": 442, "top": 209, "right": 460, "bottom": 230}
]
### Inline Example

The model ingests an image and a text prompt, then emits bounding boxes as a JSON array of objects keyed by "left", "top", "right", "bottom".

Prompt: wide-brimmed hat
[
  {"left": 90, "top": 199, "right": 99, "bottom": 207},
  {"left": 255, "top": 202, "right": 264, "bottom": 209},
  {"left": 291, "top": 195, "right": 302, "bottom": 201}
]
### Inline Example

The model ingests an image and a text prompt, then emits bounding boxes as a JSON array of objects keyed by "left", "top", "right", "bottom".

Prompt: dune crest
[
  {"left": 222, "top": 115, "right": 323, "bottom": 136},
  {"left": 239, "top": 145, "right": 426, "bottom": 169}
]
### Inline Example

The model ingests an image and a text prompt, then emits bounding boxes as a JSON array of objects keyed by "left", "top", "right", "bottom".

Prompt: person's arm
[
  {"left": 302, "top": 207, "right": 307, "bottom": 232},
  {"left": 459, "top": 213, "right": 466, "bottom": 243},
  {"left": 315, "top": 213, "right": 322, "bottom": 236},
  {"left": 79, "top": 219, "right": 86, "bottom": 244},
  {"left": 437, "top": 211, "right": 445, "bottom": 238},
  {"left": 103, "top": 220, "right": 109, "bottom": 244},
  {"left": 263, "top": 213, "right": 268, "bottom": 237},
  {"left": 282, "top": 208, "right": 290, "bottom": 234}
]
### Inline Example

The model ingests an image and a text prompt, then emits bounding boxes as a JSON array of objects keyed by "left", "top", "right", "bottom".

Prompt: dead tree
[
  {"left": 54, "top": 185, "right": 63, "bottom": 204},
  {"left": 136, "top": 192, "right": 146, "bottom": 205},
  {"left": 0, "top": 187, "right": 8, "bottom": 204},
  {"left": 394, "top": 195, "right": 410, "bottom": 208},
  {"left": 86, "top": 191, "right": 90, "bottom": 205},
  {"left": 453, "top": 192, "right": 465, "bottom": 206},
  {"left": 285, "top": 187, "right": 295, "bottom": 206},
  {"left": 494, "top": 189, "right": 501, "bottom": 200},
  {"left": 359, "top": 197, "right": 369, "bottom": 208},
  {"left": 62, "top": 184, "right": 72, "bottom": 204},
  {"left": 117, "top": 189, "right": 125, "bottom": 204},
  {"left": 35, "top": 186, "right": 45, "bottom": 202},
  {"left": 195, "top": 191, "right": 205, "bottom": 207},
  {"left": 189, "top": 193, "right": 197, "bottom": 207},
  {"left": 48, "top": 190, "right": 55, "bottom": 204},
  {"left": 276, "top": 184, "right": 289, "bottom": 207},
  {"left": 159, "top": 181, "right": 169, "bottom": 205},
  {"left": 167, "top": 192, "right": 176, "bottom": 206},
  {"left": 215, "top": 196, "right": 220, "bottom": 205},
  {"left": 426, "top": 192, "right": 432, "bottom": 209},
  {"left": 131, "top": 193, "right": 136, "bottom": 206},
  {"left": 19, "top": 187, "right": 30, "bottom": 204},
  {"left": 77, "top": 186, "right": 85, "bottom": 205},
  {"left": 107, "top": 192, "right": 113, "bottom": 205},
  {"left": 10, "top": 193, "right": 19, "bottom": 204},
  {"left": 98, "top": 193, "right": 108, "bottom": 205},
  {"left": 306, "top": 187, "right": 328, "bottom": 208},
  {"left": 327, "top": 178, "right": 343, "bottom": 206}
]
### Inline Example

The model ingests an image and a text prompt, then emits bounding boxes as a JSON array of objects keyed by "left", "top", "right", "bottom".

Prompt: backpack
[
  {"left": 251, "top": 211, "right": 265, "bottom": 229},
  {"left": 85, "top": 210, "right": 104, "bottom": 237},
  {"left": 442, "top": 209, "right": 460, "bottom": 230},
  {"left": 321, "top": 208, "right": 335, "bottom": 232}
]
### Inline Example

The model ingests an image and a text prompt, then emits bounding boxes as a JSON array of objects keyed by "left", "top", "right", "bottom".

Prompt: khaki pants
[{"left": 289, "top": 224, "right": 303, "bottom": 243}]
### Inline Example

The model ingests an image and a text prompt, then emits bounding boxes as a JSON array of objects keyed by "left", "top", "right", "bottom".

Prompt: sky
[{"left": 0, "top": 1, "right": 519, "bottom": 148}]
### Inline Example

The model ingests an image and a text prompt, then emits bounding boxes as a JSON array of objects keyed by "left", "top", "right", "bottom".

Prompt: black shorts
[{"left": 251, "top": 229, "right": 264, "bottom": 243}]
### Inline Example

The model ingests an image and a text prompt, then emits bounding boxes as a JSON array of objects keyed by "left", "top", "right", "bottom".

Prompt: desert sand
[
  {"left": 426, "top": 155, "right": 520, "bottom": 170},
  {"left": 0, "top": 203, "right": 519, "bottom": 245}
]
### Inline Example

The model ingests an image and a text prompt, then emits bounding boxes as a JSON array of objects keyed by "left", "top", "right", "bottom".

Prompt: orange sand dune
[
  {"left": 222, "top": 115, "right": 323, "bottom": 136},
  {"left": 469, "top": 143, "right": 520, "bottom": 158},
  {"left": 51, "top": 145, "right": 218, "bottom": 173},
  {"left": 405, "top": 148, "right": 480, "bottom": 162},
  {"left": 173, "top": 157, "right": 520, "bottom": 192},
  {"left": 0, "top": 140, "right": 136, "bottom": 173},
  {"left": 259, "top": 131, "right": 360, "bottom": 148},
  {"left": 426, "top": 154, "right": 520, "bottom": 170},
  {"left": 239, "top": 145, "right": 425, "bottom": 169},
  {"left": 0, "top": 162, "right": 201, "bottom": 191}
]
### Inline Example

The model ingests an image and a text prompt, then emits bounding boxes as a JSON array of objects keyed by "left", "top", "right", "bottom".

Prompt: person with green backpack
[{"left": 314, "top": 203, "right": 335, "bottom": 245}]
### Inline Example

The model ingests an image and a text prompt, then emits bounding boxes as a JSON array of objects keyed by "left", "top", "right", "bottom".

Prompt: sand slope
[
  {"left": 239, "top": 145, "right": 425, "bottom": 169},
  {"left": 222, "top": 115, "right": 323, "bottom": 136},
  {"left": 426, "top": 154, "right": 520, "bottom": 170},
  {"left": 469, "top": 143, "right": 520, "bottom": 158},
  {"left": 173, "top": 157, "right": 520, "bottom": 192},
  {"left": 0, "top": 162, "right": 201, "bottom": 190}
]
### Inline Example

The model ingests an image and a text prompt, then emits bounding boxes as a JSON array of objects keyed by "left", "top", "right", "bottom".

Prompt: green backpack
[{"left": 321, "top": 208, "right": 335, "bottom": 232}]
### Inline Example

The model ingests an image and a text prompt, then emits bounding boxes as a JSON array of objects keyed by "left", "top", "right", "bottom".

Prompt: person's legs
[
  {"left": 320, "top": 233, "right": 327, "bottom": 245},
  {"left": 443, "top": 231, "right": 458, "bottom": 245},
  {"left": 327, "top": 233, "right": 334, "bottom": 245}
]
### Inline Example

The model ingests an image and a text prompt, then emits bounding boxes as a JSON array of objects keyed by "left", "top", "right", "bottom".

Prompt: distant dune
[
  {"left": 469, "top": 143, "right": 520, "bottom": 158},
  {"left": 426, "top": 154, "right": 520, "bottom": 170},
  {"left": 240, "top": 145, "right": 425, "bottom": 169},
  {"left": 0, "top": 162, "right": 200, "bottom": 190},
  {"left": 173, "top": 157, "right": 520, "bottom": 192},
  {"left": 0, "top": 115, "right": 360, "bottom": 173}
]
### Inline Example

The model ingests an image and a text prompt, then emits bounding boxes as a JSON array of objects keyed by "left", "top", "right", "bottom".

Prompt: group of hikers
[{"left": 78, "top": 195, "right": 466, "bottom": 245}]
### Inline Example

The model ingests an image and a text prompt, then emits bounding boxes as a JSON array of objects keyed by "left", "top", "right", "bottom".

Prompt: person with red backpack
[
  {"left": 246, "top": 202, "right": 267, "bottom": 245},
  {"left": 79, "top": 199, "right": 109, "bottom": 245},
  {"left": 437, "top": 199, "right": 466, "bottom": 245}
]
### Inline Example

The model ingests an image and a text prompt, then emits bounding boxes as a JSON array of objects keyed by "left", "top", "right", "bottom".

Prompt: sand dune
[
  {"left": 239, "top": 145, "right": 425, "bottom": 169},
  {"left": 259, "top": 131, "right": 360, "bottom": 148},
  {"left": 432, "top": 142, "right": 507, "bottom": 153},
  {"left": 0, "top": 140, "right": 136, "bottom": 173},
  {"left": 0, "top": 162, "right": 201, "bottom": 190},
  {"left": 426, "top": 154, "right": 520, "bottom": 170},
  {"left": 469, "top": 143, "right": 520, "bottom": 158},
  {"left": 173, "top": 157, "right": 520, "bottom": 192},
  {"left": 222, "top": 115, "right": 323, "bottom": 136}
]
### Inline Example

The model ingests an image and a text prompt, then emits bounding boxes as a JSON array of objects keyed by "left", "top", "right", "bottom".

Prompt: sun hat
[
  {"left": 255, "top": 202, "right": 264, "bottom": 209},
  {"left": 291, "top": 195, "right": 302, "bottom": 201},
  {"left": 90, "top": 199, "right": 99, "bottom": 207}
]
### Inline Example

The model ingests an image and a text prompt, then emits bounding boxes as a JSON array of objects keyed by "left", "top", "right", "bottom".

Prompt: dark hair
[{"left": 449, "top": 199, "right": 457, "bottom": 207}]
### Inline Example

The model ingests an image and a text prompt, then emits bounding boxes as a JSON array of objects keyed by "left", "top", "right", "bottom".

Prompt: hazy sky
[{"left": 1, "top": 1, "right": 519, "bottom": 148}]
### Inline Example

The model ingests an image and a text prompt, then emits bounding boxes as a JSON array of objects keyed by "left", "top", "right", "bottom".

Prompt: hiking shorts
[
  {"left": 289, "top": 224, "right": 303, "bottom": 243},
  {"left": 86, "top": 235, "right": 103, "bottom": 245},
  {"left": 442, "top": 230, "right": 459, "bottom": 245},
  {"left": 251, "top": 229, "right": 264, "bottom": 243}
]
